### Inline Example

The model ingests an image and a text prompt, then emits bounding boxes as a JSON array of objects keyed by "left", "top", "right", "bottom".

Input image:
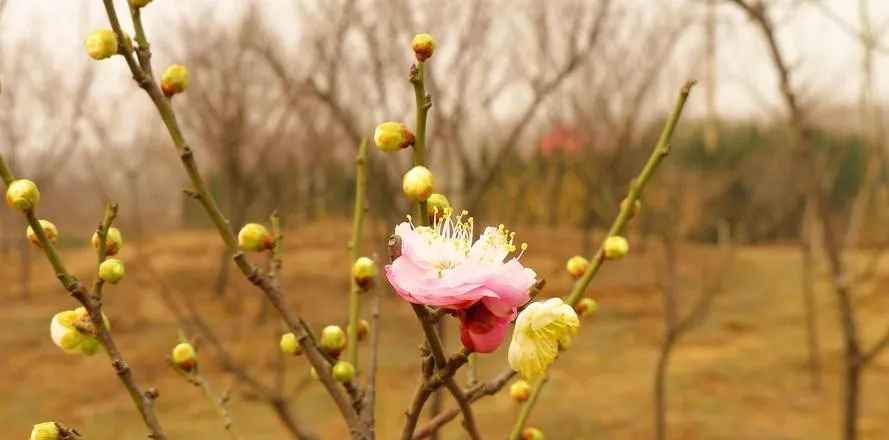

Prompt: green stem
[
  {"left": 92, "top": 203, "right": 119, "bottom": 300},
  {"left": 508, "top": 375, "right": 548, "bottom": 440},
  {"left": 565, "top": 80, "right": 696, "bottom": 306},
  {"left": 411, "top": 62, "right": 430, "bottom": 225},
  {"left": 347, "top": 139, "right": 368, "bottom": 367}
]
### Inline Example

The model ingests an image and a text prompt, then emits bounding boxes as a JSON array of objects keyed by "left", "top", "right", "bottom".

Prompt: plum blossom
[
  {"left": 508, "top": 298, "right": 579, "bottom": 378},
  {"left": 386, "top": 209, "right": 537, "bottom": 352}
]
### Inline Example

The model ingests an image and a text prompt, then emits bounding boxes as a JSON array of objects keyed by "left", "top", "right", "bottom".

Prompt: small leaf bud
[
  {"left": 92, "top": 227, "right": 123, "bottom": 256},
  {"left": 280, "top": 332, "right": 302, "bottom": 356},
  {"left": 98, "top": 258, "right": 126, "bottom": 284},
  {"left": 85, "top": 29, "right": 118, "bottom": 60},
  {"left": 373, "top": 122, "right": 415, "bottom": 152},
  {"left": 575, "top": 298, "right": 598, "bottom": 318},
  {"left": 26, "top": 219, "right": 58, "bottom": 248},
  {"left": 332, "top": 360, "right": 356, "bottom": 383},
  {"left": 238, "top": 223, "right": 273, "bottom": 252},
  {"left": 319, "top": 325, "right": 347, "bottom": 357},
  {"left": 509, "top": 380, "right": 531, "bottom": 403},
  {"left": 172, "top": 342, "right": 197, "bottom": 371},
  {"left": 351, "top": 257, "right": 377, "bottom": 289},
  {"left": 411, "top": 33, "right": 436, "bottom": 62},
  {"left": 565, "top": 255, "right": 589, "bottom": 278},
  {"left": 161, "top": 64, "right": 190, "bottom": 97},
  {"left": 603, "top": 236, "right": 629, "bottom": 260}
]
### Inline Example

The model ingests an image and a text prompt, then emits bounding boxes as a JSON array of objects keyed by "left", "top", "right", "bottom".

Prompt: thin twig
[
  {"left": 347, "top": 139, "right": 369, "bottom": 368},
  {"left": 508, "top": 375, "right": 548, "bottom": 440}
]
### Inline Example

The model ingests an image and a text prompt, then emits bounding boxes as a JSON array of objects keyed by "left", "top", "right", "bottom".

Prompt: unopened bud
[
  {"left": 172, "top": 342, "right": 197, "bottom": 371},
  {"left": 98, "top": 258, "right": 126, "bottom": 284},
  {"left": 426, "top": 193, "right": 450, "bottom": 218},
  {"left": 332, "top": 360, "right": 356, "bottom": 383},
  {"left": 26, "top": 219, "right": 59, "bottom": 248},
  {"left": 574, "top": 297, "right": 598, "bottom": 318},
  {"left": 92, "top": 227, "right": 123, "bottom": 256},
  {"left": 411, "top": 33, "right": 436, "bottom": 62},
  {"left": 565, "top": 255, "right": 589, "bottom": 278},
  {"left": 6, "top": 179, "right": 40, "bottom": 211},
  {"left": 402, "top": 165, "right": 433, "bottom": 202},
  {"left": 161, "top": 64, "right": 190, "bottom": 97},
  {"left": 521, "top": 427, "right": 544, "bottom": 440},
  {"left": 349, "top": 319, "right": 370, "bottom": 342},
  {"left": 319, "top": 325, "right": 347, "bottom": 357},
  {"left": 85, "top": 29, "right": 118, "bottom": 60},
  {"left": 620, "top": 198, "right": 642, "bottom": 220},
  {"left": 373, "top": 122, "right": 415, "bottom": 152},
  {"left": 280, "top": 332, "right": 302, "bottom": 356},
  {"left": 129, "top": 0, "right": 153, "bottom": 7},
  {"left": 238, "top": 223, "right": 273, "bottom": 252},
  {"left": 603, "top": 236, "right": 629, "bottom": 260},
  {"left": 509, "top": 380, "right": 531, "bottom": 402},
  {"left": 352, "top": 257, "right": 377, "bottom": 289},
  {"left": 30, "top": 422, "right": 59, "bottom": 440}
]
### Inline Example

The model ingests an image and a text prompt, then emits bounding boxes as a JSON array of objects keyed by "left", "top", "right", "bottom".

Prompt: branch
[
  {"left": 507, "top": 375, "right": 548, "bottom": 440},
  {"left": 168, "top": 359, "right": 239, "bottom": 440},
  {"left": 412, "top": 371, "right": 516, "bottom": 439},
  {"left": 347, "top": 139, "right": 369, "bottom": 367},
  {"left": 0, "top": 156, "right": 167, "bottom": 439},
  {"left": 96, "top": 1, "right": 366, "bottom": 435}
]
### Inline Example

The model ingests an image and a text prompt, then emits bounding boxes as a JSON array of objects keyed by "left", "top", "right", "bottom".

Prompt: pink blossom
[{"left": 385, "top": 210, "right": 537, "bottom": 352}]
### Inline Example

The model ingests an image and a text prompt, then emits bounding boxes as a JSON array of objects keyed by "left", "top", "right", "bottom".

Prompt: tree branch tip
[{"left": 682, "top": 80, "right": 698, "bottom": 94}]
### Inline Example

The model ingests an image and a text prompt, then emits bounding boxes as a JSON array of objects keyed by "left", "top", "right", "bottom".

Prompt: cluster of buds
[
  {"left": 521, "top": 427, "right": 545, "bottom": 440},
  {"left": 402, "top": 166, "right": 434, "bottom": 202},
  {"left": 565, "top": 255, "right": 589, "bottom": 279},
  {"left": 50, "top": 307, "right": 108, "bottom": 356},
  {"left": 279, "top": 332, "right": 302, "bottom": 356},
  {"left": 509, "top": 379, "right": 531, "bottom": 403},
  {"left": 351, "top": 257, "right": 377, "bottom": 290},
  {"left": 161, "top": 64, "right": 190, "bottom": 97},
  {"left": 92, "top": 227, "right": 123, "bottom": 256},
  {"left": 26, "top": 219, "right": 58, "bottom": 248},
  {"left": 172, "top": 342, "right": 198, "bottom": 372},
  {"left": 5, "top": 179, "right": 40, "bottom": 211},
  {"left": 603, "top": 236, "right": 629, "bottom": 260},
  {"left": 319, "top": 325, "right": 347, "bottom": 357},
  {"left": 238, "top": 223, "right": 274, "bottom": 252}
]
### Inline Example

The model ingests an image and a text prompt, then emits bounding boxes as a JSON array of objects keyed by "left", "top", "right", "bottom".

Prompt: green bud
[
  {"left": 172, "top": 342, "right": 197, "bottom": 371},
  {"left": 238, "top": 223, "right": 273, "bottom": 252},
  {"left": 280, "top": 332, "right": 302, "bottom": 356},
  {"left": 161, "top": 64, "right": 190, "bottom": 97},
  {"left": 373, "top": 122, "right": 415, "bottom": 152},
  {"left": 603, "top": 236, "right": 629, "bottom": 260},
  {"left": 129, "top": 0, "right": 153, "bottom": 7},
  {"left": 575, "top": 297, "right": 598, "bottom": 318},
  {"left": 349, "top": 319, "right": 370, "bottom": 342},
  {"left": 351, "top": 257, "right": 377, "bottom": 289},
  {"left": 425, "top": 193, "right": 450, "bottom": 218},
  {"left": 92, "top": 227, "right": 123, "bottom": 256},
  {"left": 332, "top": 360, "right": 356, "bottom": 383},
  {"left": 509, "top": 380, "right": 531, "bottom": 402},
  {"left": 85, "top": 29, "right": 118, "bottom": 60},
  {"left": 402, "top": 166, "right": 434, "bottom": 202},
  {"left": 6, "top": 179, "right": 40, "bottom": 211},
  {"left": 26, "top": 219, "right": 58, "bottom": 248},
  {"left": 565, "top": 255, "right": 589, "bottom": 278},
  {"left": 98, "top": 258, "right": 125, "bottom": 284},
  {"left": 319, "top": 325, "right": 347, "bottom": 357}
]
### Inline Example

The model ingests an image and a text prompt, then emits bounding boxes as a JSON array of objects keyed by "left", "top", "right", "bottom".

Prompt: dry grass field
[{"left": 3, "top": 220, "right": 889, "bottom": 439}]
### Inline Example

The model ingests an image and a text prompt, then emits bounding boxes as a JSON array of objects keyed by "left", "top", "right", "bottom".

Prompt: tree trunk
[{"left": 654, "top": 332, "right": 676, "bottom": 440}]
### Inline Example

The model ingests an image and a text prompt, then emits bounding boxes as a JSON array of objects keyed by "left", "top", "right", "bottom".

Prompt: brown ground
[{"left": 3, "top": 220, "right": 889, "bottom": 439}]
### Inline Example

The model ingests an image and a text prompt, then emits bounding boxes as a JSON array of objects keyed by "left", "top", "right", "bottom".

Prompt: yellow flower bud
[
  {"left": 575, "top": 297, "right": 598, "bottom": 318},
  {"left": 26, "top": 219, "right": 58, "bottom": 248},
  {"left": 30, "top": 422, "right": 59, "bottom": 440},
  {"left": 319, "top": 325, "right": 347, "bottom": 357},
  {"left": 98, "top": 258, "right": 125, "bottom": 284},
  {"left": 332, "top": 360, "right": 355, "bottom": 383},
  {"left": 172, "top": 342, "right": 197, "bottom": 371},
  {"left": 161, "top": 64, "right": 190, "bottom": 97},
  {"left": 508, "top": 298, "right": 579, "bottom": 379},
  {"left": 50, "top": 307, "right": 107, "bottom": 356},
  {"left": 349, "top": 319, "right": 370, "bottom": 342},
  {"left": 411, "top": 33, "right": 436, "bottom": 62},
  {"left": 280, "top": 332, "right": 302, "bottom": 356},
  {"left": 373, "top": 122, "right": 415, "bottom": 152},
  {"left": 92, "top": 227, "right": 123, "bottom": 256},
  {"left": 565, "top": 255, "right": 589, "bottom": 278},
  {"left": 129, "top": 0, "right": 153, "bottom": 7},
  {"left": 509, "top": 380, "right": 531, "bottom": 403},
  {"left": 402, "top": 165, "right": 434, "bottom": 202},
  {"left": 6, "top": 179, "right": 40, "bottom": 211},
  {"left": 238, "top": 223, "right": 273, "bottom": 252},
  {"left": 603, "top": 236, "right": 629, "bottom": 260},
  {"left": 425, "top": 193, "right": 450, "bottom": 218},
  {"left": 85, "top": 29, "right": 118, "bottom": 60},
  {"left": 352, "top": 257, "right": 377, "bottom": 289},
  {"left": 521, "top": 427, "right": 544, "bottom": 440}
]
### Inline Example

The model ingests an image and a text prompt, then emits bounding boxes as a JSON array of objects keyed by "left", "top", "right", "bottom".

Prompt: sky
[{"left": 2, "top": 0, "right": 889, "bottom": 121}]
